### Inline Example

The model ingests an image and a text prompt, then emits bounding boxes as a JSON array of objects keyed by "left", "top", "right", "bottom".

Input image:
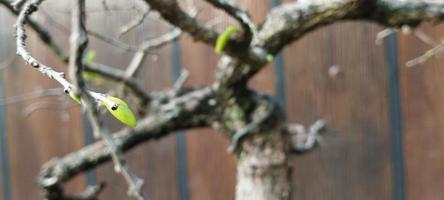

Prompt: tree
[{"left": 1, "top": 0, "right": 443, "bottom": 199}]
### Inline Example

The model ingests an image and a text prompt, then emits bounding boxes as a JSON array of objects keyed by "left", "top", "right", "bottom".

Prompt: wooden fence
[{"left": 1, "top": 0, "right": 444, "bottom": 200}]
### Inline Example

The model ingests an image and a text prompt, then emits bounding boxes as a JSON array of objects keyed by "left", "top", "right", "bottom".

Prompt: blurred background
[{"left": 1, "top": 0, "right": 444, "bottom": 200}]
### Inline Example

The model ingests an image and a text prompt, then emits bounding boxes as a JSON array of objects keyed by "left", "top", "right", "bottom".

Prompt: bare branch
[
  {"left": 87, "top": 29, "right": 140, "bottom": 52},
  {"left": 11, "top": 0, "right": 26, "bottom": 10},
  {"left": 173, "top": 69, "right": 189, "bottom": 90},
  {"left": 258, "top": 0, "right": 444, "bottom": 54},
  {"left": 1, "top": 0, "right": 148, "bottom": 100},
  {"left": 124, "top": 28, "right": 181, "bottom": 79},
  {"left": 406, "top": 41, "right": 444, "bottom": 67},
  {"left": 227, "top": 94, "right": 277, "bottom": 153},
  {"left": 14, "top": 0, "right": 117, "bottom": 110},
  {"left": 0, "top": 87, "right": 64, "bottom": 105},
  {"left": 68, "top": 1, "right": 144, "bottom": 199},
  {"left": 204, "top": 0, "right": 256, "bottom": 44},
  {"left": 0, "top": 0, "right": 69, "bottom": 61},
  {"left": 206, "top": 0, "right": 253, "bottom": 45},
  {"left": 142, "top": 0, "right": 267, "bottom": 67},
  {"left": 412, "top": 28, "right": 439, "bottom": 47},
  {"left": 256, "top": 0, "right": 366, "bottom": 54},
  {"left": 375, "top": 28, "right": 396, "bottom": 45},
  {"left": 15, "top": 0, "right": 73, "bottom": 90},
  {"left": 118, "top": 7, "right": 150, "bottom": 38},
  {"left": 38, "top": 86, "right": 215, "bottom": 194},
  {"left": 288, "top": 120, "right": 326, "bottom": 153},
  {"left": 143, "top": 0, "right": 218, "bottom": 45}
]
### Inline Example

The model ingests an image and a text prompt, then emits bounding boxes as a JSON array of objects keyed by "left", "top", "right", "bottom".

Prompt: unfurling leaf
[
  {"left": 104, "top": 96, "right": 137, "bottom": 128},
  {"left": 215, "top": 26, "right": 238, "bottom": 54}
]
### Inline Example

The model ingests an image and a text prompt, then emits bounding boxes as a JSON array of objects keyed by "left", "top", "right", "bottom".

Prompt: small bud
[
  {"left": 111, "top": 104, "right": 119, "bottom": 111},
  {"left": 104, "top": 96, "right": 137, "bottom": 128}
]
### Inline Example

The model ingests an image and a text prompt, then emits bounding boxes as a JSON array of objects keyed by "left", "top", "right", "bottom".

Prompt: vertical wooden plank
[
  {"left": 87, "top": 1, "right": 180, "bottom": 200},
  {"left": 398, "top": 24, "right": 444, "bottom": 200},
  {"left": 0, "top": 8, "right": 9, "bottom": 200},
  {"left": 180, "top": 34, "right": 237, "bottom": 200},
  {"left": 179, "top": 19, "right": 236, "bottom": 200},
  {"left": 178, "top": 3, "right": 234, "bottom": 200},
  {"left": 270, "top": 0, "right": 287, "bottom": 110},
  {"left": 179, "top": 1, "right": 272, "bottom": 200},
  {"left": 283, "top": 22, "right": 394, "bottom": 200},
  {"left": 171, "top": 40, "right": 190, "bottom": 200},
  {"left": 384, "top": 33, "right": 405, "bottom": 200}
]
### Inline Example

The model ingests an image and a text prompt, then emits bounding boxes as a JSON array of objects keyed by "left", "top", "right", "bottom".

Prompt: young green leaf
[
  {"left": 104, "top": 96, "right": 137, "bottom": 128},
  {"left": 215, "top": 26, "right": 238, "bottom": 54}
]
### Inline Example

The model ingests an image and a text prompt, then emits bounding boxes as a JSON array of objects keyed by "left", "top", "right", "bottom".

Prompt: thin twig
[
  {"left": 87, "top": 29, "right": 139, "bottom": 52},
  {"left": 406, "top": 42, "right": 444, "bottom": 67},
  {"left": 375, "top": 28, "right": 396, "bottom": 45},
  {"left": 288, "top": 119, "right": 326, "bottom": 153},
  {"left": 15, "top": 0, "right": 117, "bottom": 107},
  {"left": 124, "top": 28, "right": 181, "bottom": 78},
  {"left": 205, "top": 0, "right": 255, "bottom": 44},
  {"left": 0, "top": 88, "right": 64, "bottom": 105},
  {"left": 173, "top": 69, "right": 189, "bottom": 89},
  {"left": 118, "top": 8, "right": 150, "bottom": 38},
  {"left": 69, "top": 1, "right": 145, "bottom": 199},
  {"left": 11, "top": 0, "right": 26, "bottom": 10},
  {"left": 22, "top": 101, "right": 74, "bottom": 118},
  {"left": 413, "top": 29, "right": 439, "bottom": 47}
]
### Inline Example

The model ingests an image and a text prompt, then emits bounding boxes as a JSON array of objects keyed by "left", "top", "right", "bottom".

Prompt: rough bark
[
  {"left": 236, "top": 124, "right": 289, "bottom": 200},
  {"left": 5, "top": 0, "right": 444, "bottom": 199}
]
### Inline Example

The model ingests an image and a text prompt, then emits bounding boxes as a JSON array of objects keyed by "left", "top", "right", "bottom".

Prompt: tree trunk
[{"left": 236, "top": 127, "right": 290, "bottom": 200}]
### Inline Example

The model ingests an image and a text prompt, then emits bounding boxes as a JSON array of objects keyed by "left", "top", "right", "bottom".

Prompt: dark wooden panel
[
  {"left": 179, "top": 1, "right": 273, "bottom": 200},
  {"left": 283, "top": 22, "right": 394, "bottom": 200},
  {"left": 179, "top": 35, "right": 237, "bottom": 200},
  {"left": 179, "top": 1, "right": 234, "bottom": 200},
  {"left": 398, "top": 24, "right": 444, "bottom": 200}
]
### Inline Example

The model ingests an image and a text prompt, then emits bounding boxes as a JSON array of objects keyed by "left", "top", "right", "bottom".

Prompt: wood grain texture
[
  {"left": 180, "top": 28, "right": 237, "bottom": 200},
  {"left": 282, "top": 22, "right": 394, "bottom": 200},
  {"left": 179, "top": 1, "right": 274, "bottom": 199},
  {"left": 7, "top": 1, "right": 444, "bottom": 200},
  {"left": 179, "top": 2, "right": 235, "bottom": 200},
  {"left": 398, "top": 23, "right": 444, "bottom": 200}
]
